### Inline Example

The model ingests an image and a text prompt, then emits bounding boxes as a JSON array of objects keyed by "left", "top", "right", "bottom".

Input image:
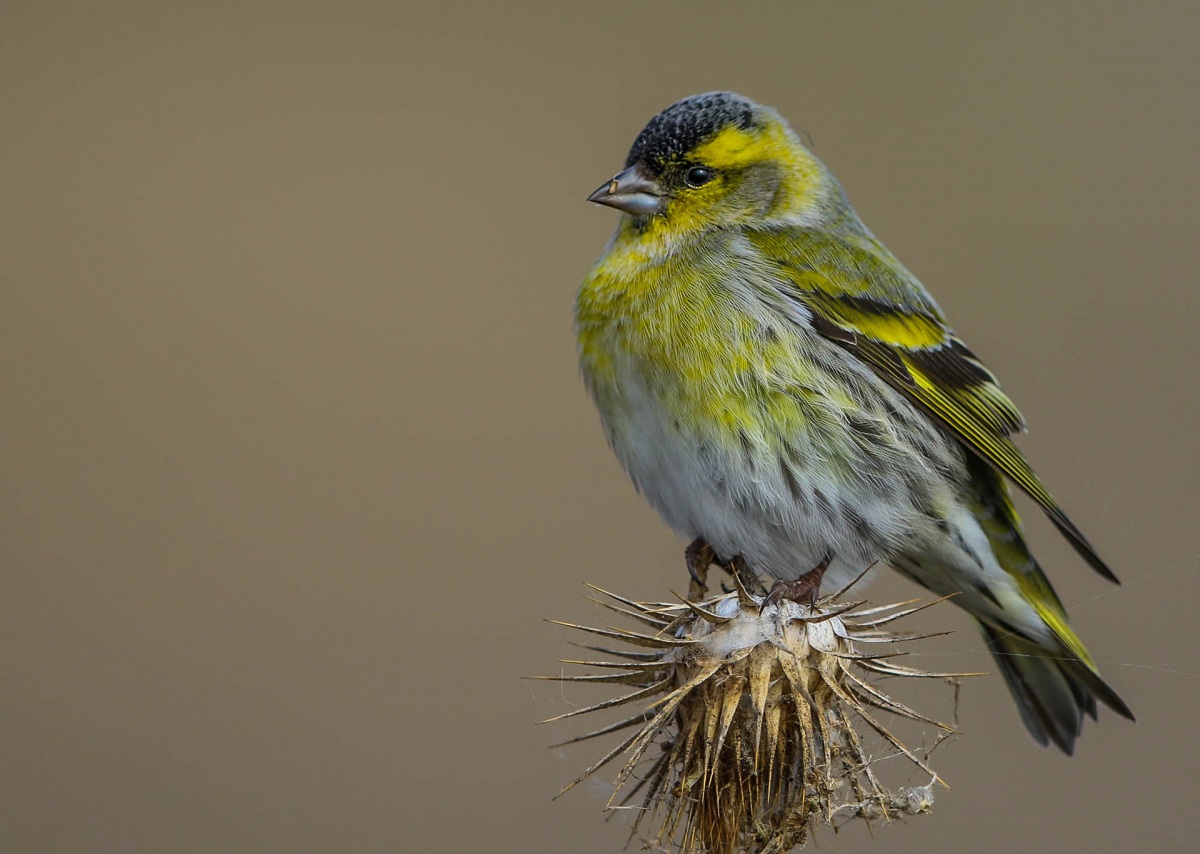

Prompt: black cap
[{"left": 625, "top": 92, "right": 759, "bottom": 173}]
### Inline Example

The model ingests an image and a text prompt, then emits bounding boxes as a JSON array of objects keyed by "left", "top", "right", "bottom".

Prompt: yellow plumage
[{"left": 577, "top": 92, "right": 1132, "bottom": 753}]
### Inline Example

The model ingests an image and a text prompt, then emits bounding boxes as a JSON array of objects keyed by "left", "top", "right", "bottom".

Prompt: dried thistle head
[{"left": 538, "top": 579, "right": 971, "bottom": 853}]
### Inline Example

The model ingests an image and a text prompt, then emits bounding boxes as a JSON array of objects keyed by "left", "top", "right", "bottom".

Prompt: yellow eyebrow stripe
[
  {"left": 690, "top": 126, "right": 761, "bottom": 167},
  {"left": 690, "top": 123, "right": 805, "bottom": 173}
]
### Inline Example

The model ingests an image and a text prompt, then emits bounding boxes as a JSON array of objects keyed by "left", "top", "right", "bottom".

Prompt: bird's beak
[{"left": 587, "top": 166, "right": 663, "bottom": 216}]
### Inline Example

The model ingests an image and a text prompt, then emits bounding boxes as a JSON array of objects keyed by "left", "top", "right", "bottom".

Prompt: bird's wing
[{"left": 750, "top": 228, "right": 1118, "bottom": 584}]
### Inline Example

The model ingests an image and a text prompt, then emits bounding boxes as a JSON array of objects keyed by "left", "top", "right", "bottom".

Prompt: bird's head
[{"left": 588, "top": 92, "right": 833, "bottom": 242}]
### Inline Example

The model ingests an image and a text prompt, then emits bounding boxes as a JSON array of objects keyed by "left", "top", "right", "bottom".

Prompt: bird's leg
[
  {"left": 764, "top": 553, "right": 833, "bottom": 607},
  {"left": 726, "top": 554, "right": 769, "bottom": 598},
  {"left": 684, "top": 539, "right": 768, "bottom": 599},
  {"left": 684, "top": 538, "right": 716, "bottom": 599}
]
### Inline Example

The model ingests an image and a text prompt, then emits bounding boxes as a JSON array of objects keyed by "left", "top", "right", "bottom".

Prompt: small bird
[{"left": 576, "top": 92, "right": 1132, "bottom": 753}]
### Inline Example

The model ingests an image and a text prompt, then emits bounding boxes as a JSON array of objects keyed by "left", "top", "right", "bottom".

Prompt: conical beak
[{"left": 587, "top": 166, "right": 663, "bottom": 216}]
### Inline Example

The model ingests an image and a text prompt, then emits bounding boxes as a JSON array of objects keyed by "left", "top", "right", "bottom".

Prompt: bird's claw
[{"left": 764, "top": 554, "right": 833, "bottom": 608}]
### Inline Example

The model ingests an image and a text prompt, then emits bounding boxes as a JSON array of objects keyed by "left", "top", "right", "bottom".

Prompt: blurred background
[{"left": 3, "top": 2, "right": 1198, "bottom": 851}]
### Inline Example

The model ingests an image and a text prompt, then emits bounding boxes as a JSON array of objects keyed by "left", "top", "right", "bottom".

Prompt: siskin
[{"left": 576, "top": 92, "right": 1133, "bottom": 754}]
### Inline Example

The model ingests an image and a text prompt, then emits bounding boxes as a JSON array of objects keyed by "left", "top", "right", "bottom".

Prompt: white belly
[{"left": 604, "top": 371, "right": 909, "bottom": 591}]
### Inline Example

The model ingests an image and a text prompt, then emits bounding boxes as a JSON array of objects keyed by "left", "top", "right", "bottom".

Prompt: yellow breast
[{"left": 576, "top": 226, "right": 821, "bottom": 444}]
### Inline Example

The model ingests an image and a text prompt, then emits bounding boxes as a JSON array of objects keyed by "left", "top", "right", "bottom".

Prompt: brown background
[{"left": 3, "top": 2, "right": 1198, "bottom": 852}]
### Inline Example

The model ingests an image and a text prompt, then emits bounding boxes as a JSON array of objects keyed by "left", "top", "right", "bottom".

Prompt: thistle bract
[{"left": 540, "top": 581, "right": 968, "bottom": 852}]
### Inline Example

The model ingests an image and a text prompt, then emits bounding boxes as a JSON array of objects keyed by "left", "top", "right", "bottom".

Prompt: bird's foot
[
  {"left": 683, "top": 539, "right": 768, "bottom": 599},
  {"left": 727, "top": 554, "right": 769, "bottom": 599},
  {"left": 764, "top": 554, "right": 833, "bottom": 608}
]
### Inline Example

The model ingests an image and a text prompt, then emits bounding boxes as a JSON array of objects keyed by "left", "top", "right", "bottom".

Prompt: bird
[{"left": 575, "top": 91, "right": 1133, "bottom": 754}]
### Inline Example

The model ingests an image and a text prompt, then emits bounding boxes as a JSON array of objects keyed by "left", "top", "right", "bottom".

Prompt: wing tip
[{"left": 1051, "top": 514, "right": 1120, "bottom": 584}]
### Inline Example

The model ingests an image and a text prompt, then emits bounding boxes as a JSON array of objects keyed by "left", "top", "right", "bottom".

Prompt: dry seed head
[{"left": 539, "top": 582, "right": 971, "bottom": 853}]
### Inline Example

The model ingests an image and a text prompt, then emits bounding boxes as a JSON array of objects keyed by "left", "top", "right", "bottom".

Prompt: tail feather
[
  {"left": 980, "top": 622, "right": 1134, "bottom": 755},
  {"left": 964, "top": 457, "right": 1132, "bottom": 752}
]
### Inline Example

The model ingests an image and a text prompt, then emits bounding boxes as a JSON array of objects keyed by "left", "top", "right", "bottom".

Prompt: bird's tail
[
  {"left": 958, "top": 455, "right": 1133, "bottom": 753},
  {"left": 978, "top": 621, "right": 1134, "bottom": 755}
]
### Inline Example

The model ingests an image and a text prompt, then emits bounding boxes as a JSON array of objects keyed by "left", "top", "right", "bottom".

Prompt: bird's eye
[{"left": 685, "top": 166, "right": 713, "bottom": 187}]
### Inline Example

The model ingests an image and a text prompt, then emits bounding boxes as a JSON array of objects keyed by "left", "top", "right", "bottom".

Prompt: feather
[{"left": 756, "top": 229, "right": 1119, "bottom": 584}]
